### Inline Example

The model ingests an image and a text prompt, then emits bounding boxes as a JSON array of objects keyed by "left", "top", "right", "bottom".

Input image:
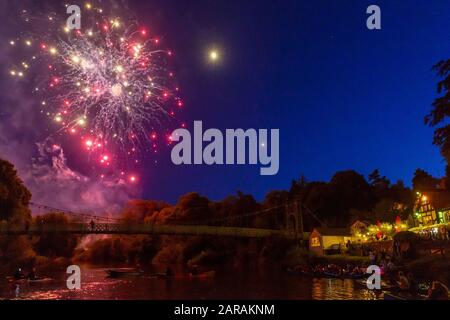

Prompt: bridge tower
[{"left": 285, "top": 201, "right": 304, "bottom": 243}]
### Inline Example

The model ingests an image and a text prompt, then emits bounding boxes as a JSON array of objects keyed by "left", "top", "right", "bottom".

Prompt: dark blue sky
[{"left": 129, "top": 0, "right": 449, "bottom": 203}]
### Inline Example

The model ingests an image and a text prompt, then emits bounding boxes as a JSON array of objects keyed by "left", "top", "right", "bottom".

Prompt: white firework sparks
[{"left": 54, "top": 25, "right": 176, "bottom": 149}]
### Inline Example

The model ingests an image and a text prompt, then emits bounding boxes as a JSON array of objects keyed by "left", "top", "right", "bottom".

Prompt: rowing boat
[
  {"left": 27, "top": 277, "right": 53, "bottom": 284},
  {"left": 7, "top": 276, "right": 53, "bottom": 284},
  {"left": 106, "top": 269, "right": 144, "bottom": 278}
]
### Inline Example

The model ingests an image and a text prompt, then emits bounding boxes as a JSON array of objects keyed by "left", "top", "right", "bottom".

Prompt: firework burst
[{"left": 8, "top": 3, "right": 183, "bottom": 182}]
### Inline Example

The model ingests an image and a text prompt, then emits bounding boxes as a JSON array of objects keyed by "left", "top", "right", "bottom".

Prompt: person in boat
[
  {"left": 407, "top": 272, "right": 418, "bottom": 296},
  {"left": 342, "top": 264, "right": 351, "bottom": 275},
  {"left": 428, "top": 281, "right": 449, "bottom": 300},
  {"left": 394, "top": 271, "right": 410, "bottom": 291},
  {"left": 385, "top": 258, "right": 396, "bottom": 284},
  {"left": 314, "top": 264, "right": 324, "bottom": 274},
  {"left": 15, "top": 284, "right": 20, "bottom": 298},
  {"left": 166, "top": 266, "right": 174, "bottom": 277},
  {"left": 352, "top": 265, "right": 362, "bottom": 276},
  {"left": 14, "top": 268, "right": 25, "bottom": 280}
]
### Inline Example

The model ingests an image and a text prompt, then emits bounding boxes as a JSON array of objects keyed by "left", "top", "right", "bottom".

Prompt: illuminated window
[{"left": 310, "top": 237, "right": 320, "bottom": 247}]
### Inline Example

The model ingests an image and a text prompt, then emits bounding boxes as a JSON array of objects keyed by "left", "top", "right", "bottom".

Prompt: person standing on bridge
[{"left": 90, "top": 219, "right": 95, "bottom": 232}]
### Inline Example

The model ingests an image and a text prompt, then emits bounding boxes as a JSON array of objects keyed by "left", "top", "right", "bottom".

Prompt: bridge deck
[{"left": 0, "top": 223, "right": 296, "bottom": 239}]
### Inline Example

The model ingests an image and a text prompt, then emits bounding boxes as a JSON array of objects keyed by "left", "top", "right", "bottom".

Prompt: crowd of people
[
  {"left": 369, "top": 249, "right": 449, "bottom": 299},
  {"left": 289, "top": 248, "right": 449, "bottom": 300},
  {"left": 388, "top": 269, "right": 449, "bottom": 300},
  {"left": 419, "top": 226, "right": 450, "bottom": 241}
]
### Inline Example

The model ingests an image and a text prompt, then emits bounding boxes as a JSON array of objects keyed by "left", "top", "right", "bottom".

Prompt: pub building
[{"left": 410, "top": 191, "right": 450, "bottom": 236}]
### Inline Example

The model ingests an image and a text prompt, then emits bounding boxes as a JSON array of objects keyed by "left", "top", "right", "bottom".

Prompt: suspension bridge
[{"left": 0, "top": 201, "right": 325, "bottom": 239}]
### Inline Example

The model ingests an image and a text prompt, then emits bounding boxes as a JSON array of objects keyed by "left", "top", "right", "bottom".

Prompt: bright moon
[{"left": 209, "top": 50, "right": 219, "bottom": 62}]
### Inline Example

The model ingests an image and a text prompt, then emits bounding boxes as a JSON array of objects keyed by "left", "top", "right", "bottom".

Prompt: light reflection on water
[
  {"left": 0, "top": 266, "right": 380, "bottom": 300},
  {"left": 311, "top": 278, "right": 378, "bottom": 300}
]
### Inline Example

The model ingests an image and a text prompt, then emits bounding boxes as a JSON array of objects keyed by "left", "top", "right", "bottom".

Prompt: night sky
[
  {"left": 1, "top": 0, "right": 449, "bottom": 206},
  {"left": 134, "top": 0, "right": 450, "bottom": 202}
]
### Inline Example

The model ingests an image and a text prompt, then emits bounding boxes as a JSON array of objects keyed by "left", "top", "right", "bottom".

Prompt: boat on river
[
  {"left": 27, "top": 277, "right": 53, "bottom": 284},
  {"left": 106, "top": 268, "right": 144, "bottom": 278},
  {"left": 7, "top": 276, "right": 53, "bottom": 284},
  {"left": 187, "top": 270, "right": 215, "bottom": 279}
]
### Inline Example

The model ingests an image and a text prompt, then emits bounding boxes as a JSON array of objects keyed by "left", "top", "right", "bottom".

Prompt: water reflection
[
  {"left": 311, "top": 278, "right": 378, "bottom": 300},
  {"left": 0, "top": 266, "right": 380, "bottom": 300}
]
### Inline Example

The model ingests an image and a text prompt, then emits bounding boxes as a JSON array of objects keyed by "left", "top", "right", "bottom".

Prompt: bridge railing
[{"left": 0, "top": 221, "right": 295, "bottom": 239}]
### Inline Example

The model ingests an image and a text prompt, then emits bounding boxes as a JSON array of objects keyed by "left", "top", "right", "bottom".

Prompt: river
[{"left": 0, "top": 265, "right": 380, "bottom": 300}]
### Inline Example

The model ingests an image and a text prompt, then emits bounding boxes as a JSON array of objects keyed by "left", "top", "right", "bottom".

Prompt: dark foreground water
[{"left": 0, "top": 265, "right": 380, "bottom": 300}]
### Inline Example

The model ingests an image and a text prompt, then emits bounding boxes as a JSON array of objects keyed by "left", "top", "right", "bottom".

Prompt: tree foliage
[
  {"left": 412, "top": 168, "right": 439, "bottom": 191},
  {"left": 33, "top": 213, "right": 78, "bottom": 258},
  {"left": 0, "top": 159, "right": 31, "bottom": 223},
  {"left": 426, "top": 59, "right": 450, "bottom": 162}
]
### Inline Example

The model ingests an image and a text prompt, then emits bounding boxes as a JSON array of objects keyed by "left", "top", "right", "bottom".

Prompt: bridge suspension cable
[
  {"left": 30, "top": 199, "right": 326, "bottom": 228},
  {"left": 29, "top": 202, "right": 122, "bottom": 223},
  {"left": 200, "top": 203, "right": 287, "bottom": 226}
]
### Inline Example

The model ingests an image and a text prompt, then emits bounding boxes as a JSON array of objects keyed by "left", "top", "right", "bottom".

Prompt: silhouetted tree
[
  {"left": 368, "top": 169, "right": 381, "bottom": 185},
  {"left": 168, "top": 192, "right": 213, "bottom": 224},
  {"left": 368, "top": 169, "right": 391, "bottom": 201},
  {"left": 412, "top": 168, "right": 439, "bottom": 191},
  {"left": 0, "top": 159, "right": 34, "bottom": 268},
  {"left": 33, "top": 213, "right": 78, "bottom": 258},
  {"left": 0, "top": 158, "right": 31, "bottom": 223},
  {"left": 390, "top": 180, "right": 414, "bottom": 208},
  {"left": 121, "top": 199, "right": 169, "bottom": 223},
  {"left": 445, "top": 165, "right": 450, "bottom": 190},
  {"left": 368, "top": 169, "right": 390, "bottom": 189},
  {"left": 327, "top": 170, "right": 375, "bottom": 225},
  {"left": 425, "top": 59, "right": 450, "bottom": 162}
]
